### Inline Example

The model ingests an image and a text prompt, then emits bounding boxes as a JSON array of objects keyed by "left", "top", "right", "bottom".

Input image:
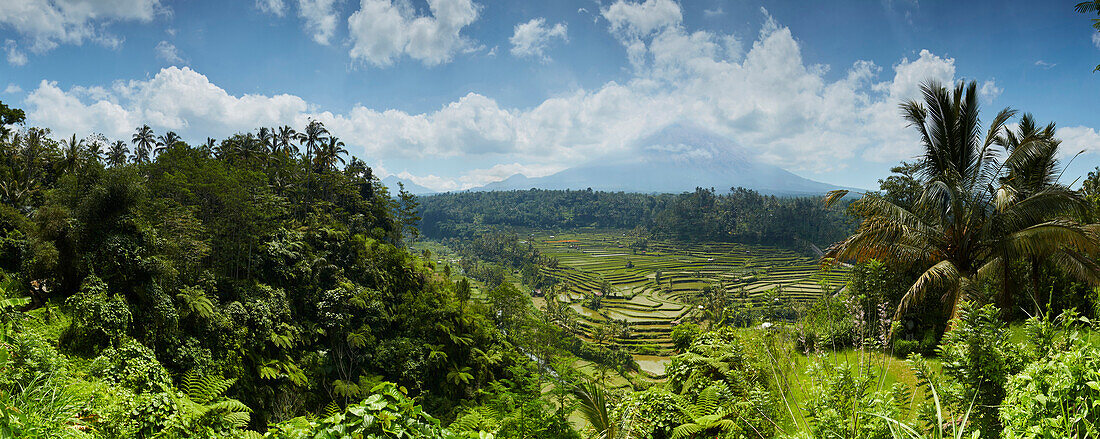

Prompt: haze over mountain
[
  {"left": 471, "top": 124, "right": 857, "bottom": 195},
  {"left": 381, "top": 175, "right": 436, "bottom": 196}
]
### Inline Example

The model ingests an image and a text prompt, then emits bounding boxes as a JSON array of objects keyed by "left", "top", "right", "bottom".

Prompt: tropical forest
[{"left": 1, "top": 1, "right": 1100, "bottom": 438}]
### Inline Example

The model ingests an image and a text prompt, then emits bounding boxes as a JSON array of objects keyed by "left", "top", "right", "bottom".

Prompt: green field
[{"left": 527, "top": 231, "right": 849, "bottom": 366}]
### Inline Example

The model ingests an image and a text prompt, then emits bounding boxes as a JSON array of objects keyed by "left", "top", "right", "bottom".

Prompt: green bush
[
  {"left": 1000, "top": 316, "right": 1100, "bottom": 438},
  {"left": 936, "top": 302, "right": 1024, "bottom": 438},
  {"left": 64, "top": 275, "right": 131, "bottom": 350},
  {"left": 89, "top": 339, "right": 171, "bottom": 394},
  {"left": 670, "top": 323, "right": 700, "bottom": 352},
  {"left": 800, "top": 361, "right": 910, "bottom": 439},
  {"left": 265, "top": 382, "right": 453, "bottom": 439}
]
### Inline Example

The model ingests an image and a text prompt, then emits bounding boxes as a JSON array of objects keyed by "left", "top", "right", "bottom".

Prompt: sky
[{"left": 1, "top": 0, "right": 1099, "bottom": 191}]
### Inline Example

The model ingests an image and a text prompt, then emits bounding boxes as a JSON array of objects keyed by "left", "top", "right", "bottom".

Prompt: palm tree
[
  {"left": 131, "top": 125, "right": 155, "bottom": 163},
  {"left": 316, "top": 136, "right": 347, "bottom": 172},
  {"left": 1076, "top": 1, "right": 1100, "bottom": 71},
  {"left": 59, "top": 133, "right": 84, "bottom": 173},
  {"left": 295, "top": 120, "right": 327, "bottom": 166},
  {"left": 154, "top": 131, "right": 181, "bottom": 157},
  {"left": 572, "top": 380, "right": 623, "bottom": 439},
  {"left": 276, "top": 125, "right": 298, "bottom": 158},
  {"left": 825, "top": 80, "right": 1100, "bottom": 323},
  {"left": 107, "top": 140, "right": 128, "bottom": 167}
]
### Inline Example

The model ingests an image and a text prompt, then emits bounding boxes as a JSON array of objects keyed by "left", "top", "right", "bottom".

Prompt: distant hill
[
  {"left": 381, "top": 175, "right": 435, "bottom": 195},
  {"left": 473, "top": 123, "right": 856, "bottom": 195}
]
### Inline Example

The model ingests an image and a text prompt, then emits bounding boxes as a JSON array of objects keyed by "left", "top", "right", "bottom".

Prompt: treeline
[{"left": 420, "top": 187, "right": 855, "bottom": 249}]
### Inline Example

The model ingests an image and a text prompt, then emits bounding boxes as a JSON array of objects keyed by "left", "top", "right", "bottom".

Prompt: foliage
[
  {"left": 264, "top": 382, "right": 452, "bottom": 439},
  {"left": 421, "top": 188, "right": 853, "bottom": 249},
  {"left": 800, "top": 361, "right": 910, "bottom": 439},
  {"left": 826, "top": 80, "right": 1099, "bottom": 325},
  {"left": 1000, "top": 313, "right": 1100, "bottom": 438},
  {"left": 936, "top": 303, "right": 1024, "bottom": 437}
]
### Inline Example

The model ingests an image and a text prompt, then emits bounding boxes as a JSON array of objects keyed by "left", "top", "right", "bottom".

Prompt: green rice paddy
[{"left": 528, "top": 231, "right": 849, "bottom": 366}]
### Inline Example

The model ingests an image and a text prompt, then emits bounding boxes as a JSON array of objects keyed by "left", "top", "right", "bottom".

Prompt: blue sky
[{"left": 1, "top": 0, "right": 1099, "bottom": 191}]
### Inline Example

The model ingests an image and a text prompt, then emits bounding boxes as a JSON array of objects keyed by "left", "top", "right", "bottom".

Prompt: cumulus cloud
[
  {"left": 24, "top": 67, "right": 308, "bottom": 140},
  {"left": 381, "top": 162, "right": 564, "bottom": 191},
  {"left": 1060, "top": 126, "right": 1100, "bottom": 157},
  {"left": 297, "top": 0, "right": 340, "bottom": 45},
  {"left": 979, "top": 79, "right": 1002, "bottom": 103},
  {"left": 0, "top": 0, "right": 164, "bottom": 63},
  {"left": 22, "top": 7, "right": 1093, "bottom": 191},
  {"left": 703, "top": 7, "right": 723, "bottom": 17},
  {"left": 347, "top": 0, "right": 480, "bottom": 66},
  {"left": 155, "top": 41, "right": 184, "bottom": 64},
  {"left": 4, "top": 84, "right": 22, "bottom": 94},
  {"left": 1094, "top": 33, "right": 1100, "bottom": 50},
  {"left": 602, "top": 0, "right": 682, "bottom": 37},
  {"left": 509, "top": 18, "right": 567, "bottom": 61}
]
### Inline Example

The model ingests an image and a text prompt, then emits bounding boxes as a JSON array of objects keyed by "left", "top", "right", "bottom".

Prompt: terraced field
[{"left": 531, "top": 231, "right": 849, "bottom": 366}]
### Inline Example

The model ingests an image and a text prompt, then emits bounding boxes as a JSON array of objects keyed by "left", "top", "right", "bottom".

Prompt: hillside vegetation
[{"left": 3, "top": 73, "right": 1100, "bottom": 439}]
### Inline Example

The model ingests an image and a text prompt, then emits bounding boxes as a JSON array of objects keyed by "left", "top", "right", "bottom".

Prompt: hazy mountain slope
[{"left": 473, "top": 124, "right": 854, "bottom": 195}]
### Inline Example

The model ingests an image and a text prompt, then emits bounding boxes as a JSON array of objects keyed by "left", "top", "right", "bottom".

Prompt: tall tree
[
  {"left": 154, "top": 131, "right": 181, "bottom": 157},
  {"left": 316, "top": 136, "right": 347, "bottom": 172},
  {"left": 59, "top": 133, "right": 85, "bottom": 174},
  {"left": 131, "top": 125, "right": 155, "bottom": 163},
  {"left": 0, "top": 100, "right": 25, "bottom": 140},
  {"left": 275, "top": 125, "right": 297, "bottom": 158},
  {"left": 107, "top": 140, "right": 128, "bottom": 167},
  {"left": 826, "top": 80, "right": 1100, "bottom": 323}
]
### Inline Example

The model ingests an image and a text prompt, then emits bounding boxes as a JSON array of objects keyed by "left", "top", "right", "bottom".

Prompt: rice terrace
[{"left": 518, "top": 231, "right": 848, "bottom": 376}]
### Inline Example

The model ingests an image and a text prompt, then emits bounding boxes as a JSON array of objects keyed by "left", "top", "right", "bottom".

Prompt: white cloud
[
  {"left": 256, "top": 0, "right": 287, "bottom": 16},
  {"left": 24, "top": 67, "right": 307, "bottom": 141},
  {"left": 347, "top": 0, "right": 480, "bottom": 67},
  {"left": 381, "top": 162, "right": 564, "bottom": 191},
  {"left": 509, "top": 18, "right": 567, "bottom": 61},
  {"left": 155, "top": 40, "right": 184, "bottom": 64},
  {"left": 0, "top": 0, "right": 164, "bottom": 63},
  {"left": 1059, "top": 126, "right": 1100, "bottom": 158},
  {"left": 23, "top": 10, "right": 1090, "bottom": 190},
  {"left": 4, "top": 40, "right": 27, "bottom": 66},
  {"left": 602, "top": 0, "right": 682, "bottom": 37},
  {"left": 297, "top": 0, "right": 340, "bottom": 45},
  {"left": 979, "top": 79, "right": 1002, "bottom": 103},
  {"left": 703, "top": 7, "right": 723, "bottom": 17},
  {"left": 4, "top": 84, "right": 22, "bottom": 94},
  {"left": 1093, "top": 33, "right": 1100, "bottom": 50}
]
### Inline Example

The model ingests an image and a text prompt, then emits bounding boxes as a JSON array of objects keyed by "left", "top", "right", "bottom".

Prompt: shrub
[
  {"left": 670, "top": 323, "right": 700, "bottom": 352},
  {"left": 64, "top": 274, "right": 131, "bottom": 350},
  {"left": 936, "top": 302, "right": 1024, "bottom": 438},
  {"left": 800, "top": 361, "right": 910, "bottom": 439},
  {"left": 265, "top": 382, "right": 452, "bottom": 438},
  {"left": 1000, "top": 314, "right": 1100, "bottom": 438},
  {"left": 89, "top": 339, "right": 171, "bottom": 394}
]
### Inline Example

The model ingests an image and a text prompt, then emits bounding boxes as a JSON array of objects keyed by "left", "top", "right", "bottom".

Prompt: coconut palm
[
  {"left": 825, "top": 80, "right": 1100, "bottom": 323},
  {"left": 131, "top": 125, "right": 155, "bottom": 163},
  {"left": 107, "top": 140, "right": 128, "bottom": 167},
  {"left": 154, "top": 131, "right": 181, "bottom": 157},
  {"left": 59, "top": 133, "right": 84, "bottom": 173},
  {"left": 276, "top": 125, "right": 298, "bottom": 158},
  {"left": 315, "top": 136, "right": 347, "bottom": 172},
  {"left": 295, "top": 119, "right": 328, "bottom": 169},
  {"left": 1077, "top": 1, "right": 1100, "bottom": 71}
]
